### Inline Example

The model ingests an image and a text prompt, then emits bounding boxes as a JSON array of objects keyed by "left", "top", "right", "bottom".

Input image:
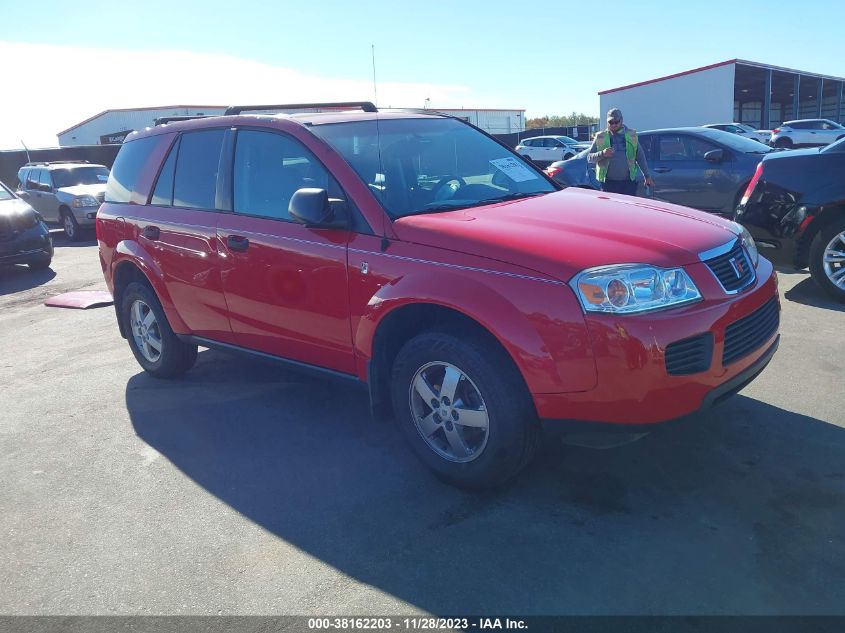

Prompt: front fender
[
  {"left": 355, "top": 269, "right": 597, "bottom": 394},
  {"left": 112, "top": 240, "right": 189, "bottom": 334}
]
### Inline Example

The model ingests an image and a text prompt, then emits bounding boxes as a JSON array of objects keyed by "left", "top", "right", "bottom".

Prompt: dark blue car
[{"left": 546, "top": 127, "right": 776, "bottom": 217}]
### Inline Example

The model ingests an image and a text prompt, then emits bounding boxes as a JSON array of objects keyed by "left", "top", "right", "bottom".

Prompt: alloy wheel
[
  {"left": 130, "top": 299, "right": 163, "bottom": 363},
  {"left": 822, "top": 230, "right": 845, "bottom": 290},
  {"left": 408, "top": 361, "right": 490, "bottom": 463}
]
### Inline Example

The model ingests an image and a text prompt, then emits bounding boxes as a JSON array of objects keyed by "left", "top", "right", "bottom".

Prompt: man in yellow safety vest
[{"left": 587, "top": 108, "right": 654, "bottom": 196}]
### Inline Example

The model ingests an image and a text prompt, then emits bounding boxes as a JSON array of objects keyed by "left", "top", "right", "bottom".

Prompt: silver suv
[
  {"left": 16, "top": 161, "right": 109, "bottom": 241},
  {"left": 769, "top": 119, "right": 845, "bottom": 149}
]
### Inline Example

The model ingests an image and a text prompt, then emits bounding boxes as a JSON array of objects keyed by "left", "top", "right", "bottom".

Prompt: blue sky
[{"left": 0, "top": 0, "right": 842, "bottom": 148}]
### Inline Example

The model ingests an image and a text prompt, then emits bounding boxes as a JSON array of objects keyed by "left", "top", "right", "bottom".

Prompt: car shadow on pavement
[
  {"left": 0, "top": 265, "right": 56, "bottom": 295},
  {"left": 49, "top": 229, "right": 96, "bottom": 248},
  {"left": 783, "top": 276, "right": 845, "bottom": 313},
  {"left": 126, "top": 349, "right": 845, "bottom": 615}
]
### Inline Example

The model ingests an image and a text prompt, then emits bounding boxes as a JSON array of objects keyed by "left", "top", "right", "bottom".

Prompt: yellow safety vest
[{"left": 594, "top": 128, "right": 639, "bottom": 182}]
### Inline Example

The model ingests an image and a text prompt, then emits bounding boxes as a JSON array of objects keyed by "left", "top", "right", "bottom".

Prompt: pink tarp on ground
[{"left": 44, "top": 290, "right": 114, "bottom": 309}]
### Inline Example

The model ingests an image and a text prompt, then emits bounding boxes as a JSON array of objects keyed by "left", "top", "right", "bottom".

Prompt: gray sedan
[{"left": 546, "top": 127, "right": 775, "bottom": 217}]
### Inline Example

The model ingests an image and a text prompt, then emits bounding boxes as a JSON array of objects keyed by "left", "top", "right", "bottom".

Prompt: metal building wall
[
  {"left": 598, "top": 63, "right": 736, "bottom": 131},
  {"left": 58, "top": 107, "right": 226, "bottom": 146}
]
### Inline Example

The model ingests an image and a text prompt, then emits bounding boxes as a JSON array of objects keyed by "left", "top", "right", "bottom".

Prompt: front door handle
[
  {"left": 227, "top": 235, "right": 250, "bottom": 252},
  {"left": 653, "top": 167, "right": 672, "bottom": 173}
]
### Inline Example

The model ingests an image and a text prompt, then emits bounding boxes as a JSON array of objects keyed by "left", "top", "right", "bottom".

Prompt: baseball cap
[{"left": 607, "top": 108, "right": 623, "bottom": 121}]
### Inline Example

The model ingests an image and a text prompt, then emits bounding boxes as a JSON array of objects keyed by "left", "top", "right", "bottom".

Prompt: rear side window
[
  {"left": 151, "top": 138, "right": 179, "bottom": 206},
  {"left": 17, "top": 168, "right": 29, "bottom": 189},
  {"left": 106, "top": 136, "right": 160, "bottom": 203},
  {"left": 173, "top": 130, "right": 225, "bottom": 210}
]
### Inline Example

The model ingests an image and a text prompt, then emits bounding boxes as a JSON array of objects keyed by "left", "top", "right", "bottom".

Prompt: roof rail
[
  {"left": 24, "top": 160, "right": 90, "bottom": 166},
  {"left": 153, "top": 115, "right": 216, "bottom": 126},
  {"left": 224, "top": 102, "right": 378, "bottom": 116},
  {"left": 381, "top": 108, "right": 452, "bottom": 117}
]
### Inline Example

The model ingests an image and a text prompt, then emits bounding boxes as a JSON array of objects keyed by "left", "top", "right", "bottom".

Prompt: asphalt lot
[{"left": 1, "top": 231, "right": 843, "bottom": 616}]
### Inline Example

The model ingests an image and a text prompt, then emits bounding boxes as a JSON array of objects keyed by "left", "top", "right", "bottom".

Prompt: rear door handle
[
  {"left": 142, "top": 225, "right": 160, "bottom": 240},
  {"left": 653, "top": 167, "right": 672, "bottom": 173},
  {"left": 227, "top": 235, "right": 250, "bottom": 252}
]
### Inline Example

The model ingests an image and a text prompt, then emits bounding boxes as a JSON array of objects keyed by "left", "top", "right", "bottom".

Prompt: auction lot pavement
[{"left": 1, "top": 233, "right": 843, "bottom": 616}]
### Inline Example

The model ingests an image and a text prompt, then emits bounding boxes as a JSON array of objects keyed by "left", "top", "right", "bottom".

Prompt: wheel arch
[
  {"left": 111, "top": 243, "right": 187, "bottom": 338},
  {"left": 796, "top": 202, "right": 845, "bottom": 269},
  {"left": 366, "top": 302, "right": 533, "bottom": 422}
]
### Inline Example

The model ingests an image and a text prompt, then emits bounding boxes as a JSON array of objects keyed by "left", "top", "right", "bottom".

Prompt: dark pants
[{"left": 601, "top": 179, "right": 637, "bottom": 196}]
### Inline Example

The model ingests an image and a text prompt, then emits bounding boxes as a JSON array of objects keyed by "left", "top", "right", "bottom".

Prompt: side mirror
[
  {"left": 704, "top": 149, "right": 724, "bottom": 163},
  {"left": 289, "top": 188, "right": 347, "bottom": 229}
]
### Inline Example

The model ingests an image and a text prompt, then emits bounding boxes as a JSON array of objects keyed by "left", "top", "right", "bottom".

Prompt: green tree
[{"left": 526, "top": 112, "right": 598, "bottom": 129}]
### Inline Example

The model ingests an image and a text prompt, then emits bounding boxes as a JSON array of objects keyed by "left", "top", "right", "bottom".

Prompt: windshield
[
  {"left": 311, "top": 117, "right": 555, "bottom": 219},
  {"left": 554, "top": 136, "right": 578, "bottom": 145},
  {"left": 697, "top": 128, "right": 775, "bottom": 154},
  {"left": 735, "top": 124, "right": 758, "bottom": 133},
  {"left": 0, "top": 181, "right": 14, "bottom": 201},
  {"left": 51, "top": 166, "right": 110, "bottom": 188},
  {"left": 821, "top": 136, "right": 845, "bottom": 153}
]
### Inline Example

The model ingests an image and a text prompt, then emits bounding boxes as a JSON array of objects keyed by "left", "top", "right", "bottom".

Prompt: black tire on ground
[
  {"left": 774, "top": 137, "right": 793, "bottom": 149},
  {"left": 808, "top": 217, "right": 845, "bottom": 302},
  {"left": 61, "top": 209, "right": 82, "bottom": 242},
  {"left": 390, "top": 330, "right": 539, "bottom": 489},
  {"left": 121, "top": 281, "right": 198, "bottom": 377},
  {"left": 27, "top": 255, "right": 52, "bottom": 271}
]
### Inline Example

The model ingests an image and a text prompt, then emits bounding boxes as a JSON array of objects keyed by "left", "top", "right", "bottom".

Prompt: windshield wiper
[{"left": 481, "top": 191, "right": 548, "bottom": 203}]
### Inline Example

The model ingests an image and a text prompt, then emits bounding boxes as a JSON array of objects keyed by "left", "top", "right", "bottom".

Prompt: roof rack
[
  {"left": 153, "top": 115, "right": 216, "bottom": 126},
  {"left": 224, "top": 102, "right": 378, "bottom": 116},
  {"left": 24, "top": 160, "right": 90, "bottom": 166}
]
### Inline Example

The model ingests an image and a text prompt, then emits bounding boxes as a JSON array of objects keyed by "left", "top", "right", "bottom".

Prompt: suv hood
[
  {"left": 394, "top": 188, "right": 740, "bottom": 281},
  {"left": 58, "top": 183, "right": 106, "bottom": 197}
]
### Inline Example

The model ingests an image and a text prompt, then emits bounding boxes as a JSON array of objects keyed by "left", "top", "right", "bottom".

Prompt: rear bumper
[{"left": 540, "top": 335, "right": 778, "bottom": 435}]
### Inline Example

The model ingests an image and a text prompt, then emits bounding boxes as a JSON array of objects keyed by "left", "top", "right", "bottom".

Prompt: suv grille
[
  {"left": 704, "top": 241, "right": 754, "bottom": 292},
  {"left": 665, "top": 333, "right": 714, "bottom": 376},
  {"left": 723, "top": 298, "right": 779, "bottom": 365}
]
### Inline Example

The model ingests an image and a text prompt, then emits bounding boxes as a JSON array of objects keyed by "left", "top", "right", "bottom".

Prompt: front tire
[
  {"left": 61, "top": 210, "right": 81, "bottom": 242},
  {"left": 27, "top": 255, "right": 52, "bottom": 271},
  {"left": 390, "top": 331, "right": 539, "bottom": 489},
  {"left": 809, "top": 218, "right": 845, "bottom": 302},
  {"left": 121, "top": 281, "right": 198, "bottom": 377}
]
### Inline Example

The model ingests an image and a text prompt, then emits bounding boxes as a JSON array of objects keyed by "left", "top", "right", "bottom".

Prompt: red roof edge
[{"left": 598, "top": 60, "right": 737, "bottom": 95}]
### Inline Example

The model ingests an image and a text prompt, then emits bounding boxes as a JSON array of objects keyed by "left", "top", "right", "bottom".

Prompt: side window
[
  {"left": 657, "top": 135, "right": 688, "bottom": 161},
  {"left": 789, "top": 121, "right": 807, "bottom": 129},
  {"left": 38, "top": 169, "right": 53, "bottom": 190},
  {"left": 26, "top": 169, "right": 40, "bottom": 190},
  {"left": 151, "top": 137, "right": 179, "bottom": 206},
  {"left": 523, "top": 139, "right": 535, "bottom": 147},
  {"left": 106, "top": 135, "right": 161, "bottom": 203},
  {"left": 685, "top": 137, "right": 719, "bottom": 160},
  {"left": 233, "top": 130, "right": 333, "bottom": 222},
  {"left": 173, "top": 129, "right": 225, "bottom": 210},
  {"left": 725, "top": 125, "right": 740, "bottom": 133},
  {"left": 638, "top": 135, "right": 653, "bottom": 159},
  {"left": 17, "top": 168, "right": 29, "bottom": 190}
]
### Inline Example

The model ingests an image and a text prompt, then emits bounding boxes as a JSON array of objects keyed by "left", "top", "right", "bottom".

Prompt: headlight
[
  {"left": 570, "top": 264, "right": 702, "bottom": 314},
  {"left": 730, "top": 221, "right": 759, "bottom": 267},
  {"left": 72, "top": 196, "right": 99, "bottom": 208}
]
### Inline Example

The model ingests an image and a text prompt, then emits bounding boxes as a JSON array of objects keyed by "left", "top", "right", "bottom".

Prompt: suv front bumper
[{"left": 536, "top": 259, "right": 780, "bottom": 428}]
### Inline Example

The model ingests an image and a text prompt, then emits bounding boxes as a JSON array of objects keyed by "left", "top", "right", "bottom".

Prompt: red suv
[{"left": 97, "top": 102, "right": 780, "bottom": 488}]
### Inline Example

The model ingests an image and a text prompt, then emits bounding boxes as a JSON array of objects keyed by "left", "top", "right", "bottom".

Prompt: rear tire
[
  {"left": 809, "top": 218, "right": 845, "bottom": 302},
  {"left": 774, "top": 137, "right": 793, "bottom": 149},
  {"left": 121, "top": 281, "right": 198, "bottom": 377},
  {"left": 390, "top": 330, "right": 539, "bottom": 489}
]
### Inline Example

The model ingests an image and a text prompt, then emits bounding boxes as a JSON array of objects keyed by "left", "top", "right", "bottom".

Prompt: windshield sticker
[
  {"left": 490, "top": 157, "right": 538, "bottom": 182},
  {"left": 97, "top": 175, "right": 108, "bottom": 182}
]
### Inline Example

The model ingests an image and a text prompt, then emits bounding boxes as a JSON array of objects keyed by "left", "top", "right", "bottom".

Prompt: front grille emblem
[{"left": 729, "top": 256, "right": 746, "bottom": 278}]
